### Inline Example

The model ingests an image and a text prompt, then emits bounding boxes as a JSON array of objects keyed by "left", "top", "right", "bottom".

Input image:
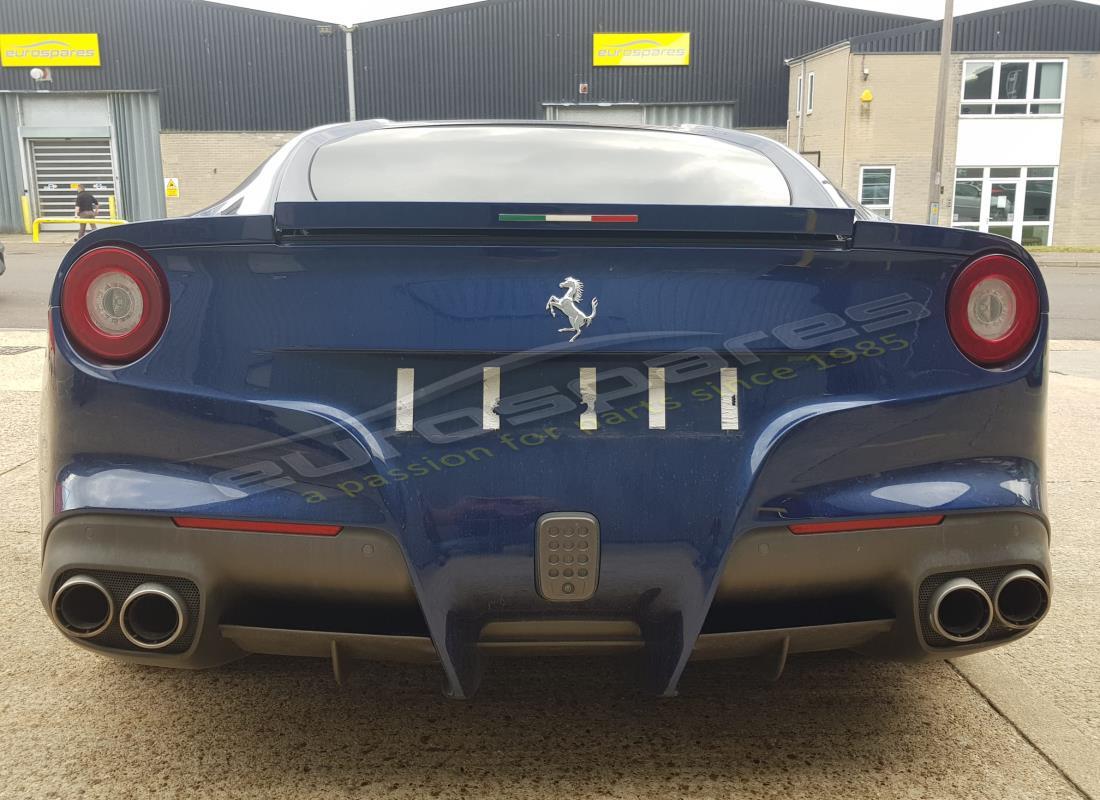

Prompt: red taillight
[
  {"left": 789, "top": 514, "right": 944, "bottom": 535},
  {"left": 947, "top": 253, "right": 1040, "bottom": 368},
  {"left": 60, "top": 246, "right": 168, "bottom": 364},
  {"left": 172, "top": 517, "right": 343, "bottom": 536}
]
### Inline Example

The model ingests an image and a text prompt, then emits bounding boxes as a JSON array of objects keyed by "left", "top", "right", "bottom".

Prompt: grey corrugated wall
[
  {"left": 353, "top": 0, "right": 918, "bottom": 127},
  {"left": 3, "top": 0, "right": 1095, "bottom": 131},
  {"left": 0, "top": 0, "right": 917, "bottom": 131},
  {"left": 0, "top": 0, "right": 347, "bottom": 130},
  {"left": 851, "top": 0, "right": 1100, "bottom": 53},
  {"left": 0, "top": 95, "right": 24, "bottom": 233},
  {"left": 644, "top": 103, "right": 738, "bottom": 128},
  {"left": 109, "top": 93, "right": 165, "bottom": 222}
]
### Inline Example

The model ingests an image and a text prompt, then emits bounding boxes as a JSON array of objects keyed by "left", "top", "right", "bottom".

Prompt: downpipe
[
  {"left": 51, "top": 575, "right": 114, "bottom": 638},
  {"left": 993, "top": 569, "right": 1050, "bottom": 629},
  {"left": 929, "top": 577, "right": 993, "bottom": 643},
  {"left": 120, "top": 583, "right": 187, "bottom": 650}
]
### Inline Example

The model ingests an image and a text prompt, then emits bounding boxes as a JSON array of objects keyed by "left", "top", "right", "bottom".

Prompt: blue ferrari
[{"left": 40, "top": 121, "right": 1050, "bottom": 697}]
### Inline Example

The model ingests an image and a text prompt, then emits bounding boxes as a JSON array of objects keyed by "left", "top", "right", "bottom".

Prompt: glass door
[
  {"left": 952, "top": 166, "right": 1056, "bottom": 245},
  {"left": 986, "top": 170, "right": 1021, "bottom": 240}
]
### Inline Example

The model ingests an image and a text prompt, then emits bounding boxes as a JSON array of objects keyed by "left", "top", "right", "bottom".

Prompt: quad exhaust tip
[
  {"left": 929, "top": 577, "right": 993, "bottom": 643},
  {"left": 120, "top": 583, "right": 187, "bottom": 650},
  {"left": 994, "top": 569, "right": 1050, "bottom": 630},
  {"left": 52, "top": 575, "right": 114, "bottom": 639}
]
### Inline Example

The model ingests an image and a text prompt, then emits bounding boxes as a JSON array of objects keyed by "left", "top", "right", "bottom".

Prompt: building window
[
  {"left": 807, "top": 72, "right": 815, "bottom": 114},
  {"left": 796, "top": 74, "right": 803, "bottom": 117},
  {"left": 859, "top": 166, "right": 894, "bottom": 219},
  {"left": 951, "top": 166, "right": 1056, "bottom": 245},
  {"left": 961, "top": 59, "right": 1065, "bottom": 116}
]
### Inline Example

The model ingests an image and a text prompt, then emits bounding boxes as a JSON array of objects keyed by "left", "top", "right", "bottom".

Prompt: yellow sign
[
  {"left": 0, "top": 33, "right": 101, "bottom": 67},
  {"left": 164, "top": 178, "right": 179, "bottom": 199},
  {"left": 593, "top": 33, "right": 690, "bottom": 67}
]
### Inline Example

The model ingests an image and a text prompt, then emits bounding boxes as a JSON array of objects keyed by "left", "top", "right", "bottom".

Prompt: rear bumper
[{"left": 40, "top": 510, "right": 1050, "bottom": 677}]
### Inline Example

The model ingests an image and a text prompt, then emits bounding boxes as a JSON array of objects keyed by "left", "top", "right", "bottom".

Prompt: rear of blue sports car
[{"left": 39, "top": 122, "right": 1050, "bottom": 697}]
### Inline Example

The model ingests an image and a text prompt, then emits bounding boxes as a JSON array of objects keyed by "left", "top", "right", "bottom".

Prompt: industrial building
[
  {"left": 789, "top": 0, "right": 1100, "bottom": 246},
  {"left": 0, "top": 0, "right": 917, "bottom": 230},
  {"left": 1, "top": 0, "right": 1098, "bottom": 246}
]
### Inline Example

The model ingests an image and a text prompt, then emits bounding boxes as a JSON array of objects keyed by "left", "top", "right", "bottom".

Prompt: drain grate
[{"left": 0, "top": 346, "right": 43, "bottom": 356}]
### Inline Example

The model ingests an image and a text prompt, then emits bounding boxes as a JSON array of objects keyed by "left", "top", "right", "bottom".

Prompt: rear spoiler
[{"left": 273, "top": 202, "right": 856, "bottom": 239}]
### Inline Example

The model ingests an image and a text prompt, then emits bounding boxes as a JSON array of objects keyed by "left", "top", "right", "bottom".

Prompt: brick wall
[
  {"left": 159, "top": 131, "right": 297, "bottom": 216},
  {"left": 788, "top": 49, "right": 951, "bottom": 224},
  {"left": 1053, "top": 53, "right": 1100, "bottom": 247},
  {"left": 840, "top": 53, "right": 942, "bottom": 224},
  {"left": 790, "top": 46, "right": 852, "bottom": 183}
]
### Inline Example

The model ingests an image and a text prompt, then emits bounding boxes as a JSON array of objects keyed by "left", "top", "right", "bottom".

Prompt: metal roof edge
[{"left": 784, "top": 40, "right": 853, "bottom": 64}]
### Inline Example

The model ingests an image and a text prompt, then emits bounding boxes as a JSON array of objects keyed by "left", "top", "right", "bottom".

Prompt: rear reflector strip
[
  {"left": 648, "top": 368, "right": 666, "bottom": 430},
  {"left": 483, "top": 366, "right": 500, "bottom": 431},
  {"left": 720, "top": 368, "right": 740, "bottom": 431},
  {"left": 498, "top": 213, "right": 639, "bottom": 223},
  {"left": 579, "top": 367, "right": 598, "bottom": 430},
  {"left": 173, "top": 517, "right": 343, "bottom": 536},
  {"left": 789, "top": 514, "right": 945, "bottom": 535},
  {"left": 395, "top": 367, "right": 415, "bottom": 432}
]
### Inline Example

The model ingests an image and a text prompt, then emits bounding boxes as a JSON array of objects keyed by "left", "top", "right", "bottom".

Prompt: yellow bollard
[
  {"left": 32, "top": 217, "right": 128, "bottom": 243},
  {"left": 108, "top": 195, "right": 116, "bottom": 219},
  {"left": 20, "top": 194, "right": 32, "bottom": 234}
]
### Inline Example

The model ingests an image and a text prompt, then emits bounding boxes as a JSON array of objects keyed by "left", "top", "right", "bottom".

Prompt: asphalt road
[{"left": 2, "top": 240, "right": 1099, "bottom": 339}]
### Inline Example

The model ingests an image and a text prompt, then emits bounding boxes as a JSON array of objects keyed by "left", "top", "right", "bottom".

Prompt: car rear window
[{"left": 308, "top": 125, "right": 792, "bottom": 206}]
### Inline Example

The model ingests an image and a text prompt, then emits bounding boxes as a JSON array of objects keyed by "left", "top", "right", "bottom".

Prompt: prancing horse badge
[{"left": 545, "top": 276, "right": 598, "bottom": 342}]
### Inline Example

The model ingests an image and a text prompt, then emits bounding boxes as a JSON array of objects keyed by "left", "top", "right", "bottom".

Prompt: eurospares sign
[
  {"left": 0, "top": 33, "right": 101, "bottom": 67},
  {"left": 592, "top": 33, "right": 690, "bottom": 66}
]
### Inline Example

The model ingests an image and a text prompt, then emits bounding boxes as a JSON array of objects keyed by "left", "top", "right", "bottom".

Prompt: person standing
[{"left": 74, "top": 185, "right": 99, "bottom": 240}]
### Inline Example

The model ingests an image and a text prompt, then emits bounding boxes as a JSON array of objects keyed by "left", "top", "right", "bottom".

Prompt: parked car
[{"left": 40, "top": 121, "right": 1050, "bottom": 698}]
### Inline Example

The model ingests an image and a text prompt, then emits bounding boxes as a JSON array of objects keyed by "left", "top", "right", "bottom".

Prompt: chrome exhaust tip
[
  {"left": 119, "top": 583, "right": 187, "bottom": 650},
  {"left": 929, "top": 577, "right": 993, "bottom": 643},
  {"left": 51, "top": 575, "right": 114, "bottom": 639},
  {"left": 994, "top": 569, "right": 1050, "bottom": 629}
]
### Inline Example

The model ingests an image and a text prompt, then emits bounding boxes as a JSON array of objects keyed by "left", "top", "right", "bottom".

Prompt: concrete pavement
[
  {"left": 1034, "top": 252, "right": 1100, "bottom": 269},
  {"left": 1, "top": 333, "right": 1098, "bottom": 799}
]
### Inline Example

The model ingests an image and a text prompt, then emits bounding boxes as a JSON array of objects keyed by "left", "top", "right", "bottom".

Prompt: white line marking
[
  {"left": 483, "top": 366, "right": 500, "bottom": 430},
  {"left": 395, "top": 368, "right": 415, "bottom": 432},
  {"left": 721, "top": 367, "right": 740, "bottom": 431},
  {"left": 649, "top": 368, "right": 666, "bottom": 430},
  {"left": 579, "top": 367, "right": 598, "bottom": 431}
]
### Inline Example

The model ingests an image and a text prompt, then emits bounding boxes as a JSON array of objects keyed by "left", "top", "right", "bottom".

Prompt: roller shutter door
[{"left": 29, "top": 138, "right": 116, "bottom": 223}]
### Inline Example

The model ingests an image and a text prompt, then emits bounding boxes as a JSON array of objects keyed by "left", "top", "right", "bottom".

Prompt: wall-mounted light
[{"left": 29, "top": 67, "right": 52, "bottom": 91}]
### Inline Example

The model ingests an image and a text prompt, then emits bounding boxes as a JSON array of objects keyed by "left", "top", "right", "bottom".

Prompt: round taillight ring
[
  {"left": 947, "top": 253, "right": 1040, "bottom": 368},
  {"left": 60, "top": 246, "right": 169, "bottom": 364}
]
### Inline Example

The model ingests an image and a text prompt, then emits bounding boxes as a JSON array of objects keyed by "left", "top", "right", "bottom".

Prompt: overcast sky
[{"left": 207, "top": 0, "right": 1100, "bottom": 25}]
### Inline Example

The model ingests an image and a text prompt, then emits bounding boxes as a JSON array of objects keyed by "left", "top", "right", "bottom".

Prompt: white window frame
[
  {"left": 795, "top": 74, "right": 803, "bottom": 117},
  {"left": 859, "top": 165, "right": 895, "bottom": 219},
  {"left": 806, "top": 72, "right": 815, "bottom": 114},
  {"left": 949, "top": 165, "right": 1058, "bottom": 245},
  {"left": 959, "top": 58, "right": 1068, "bottom": 118}
]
